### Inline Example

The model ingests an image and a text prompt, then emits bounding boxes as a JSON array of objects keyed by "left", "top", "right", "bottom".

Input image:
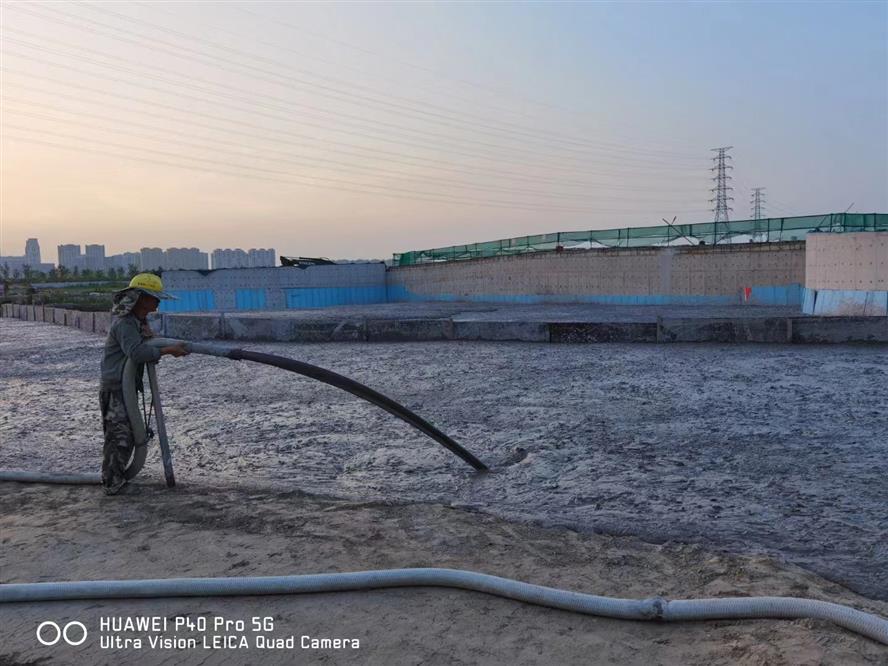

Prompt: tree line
[{"left": 0, "top": 264, "right": 149, "bottom": 283}]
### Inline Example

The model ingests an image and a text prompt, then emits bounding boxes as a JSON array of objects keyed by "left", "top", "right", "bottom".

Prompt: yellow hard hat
[{"left": 125, "top": 273, "right": 175, "bottom": 300}]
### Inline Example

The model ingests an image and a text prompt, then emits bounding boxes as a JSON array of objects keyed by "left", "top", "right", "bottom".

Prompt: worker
[{"left": 99, "top": 273, "right": 188, "bottom": 495}]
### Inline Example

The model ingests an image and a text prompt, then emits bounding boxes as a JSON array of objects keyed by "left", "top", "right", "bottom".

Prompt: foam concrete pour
[{"left": 1, "top": 318, "right": 886, "bottom": 603}]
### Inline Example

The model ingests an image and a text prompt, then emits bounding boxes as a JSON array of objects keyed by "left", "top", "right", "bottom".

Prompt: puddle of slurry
[{"left": 1, "top": 318, "right": 886, "bottom": 601}]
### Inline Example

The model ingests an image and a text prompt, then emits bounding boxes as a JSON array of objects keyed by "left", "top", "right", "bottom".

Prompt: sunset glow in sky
[{"left": 1, "top": 1, "right": 886, "bottom": 259}]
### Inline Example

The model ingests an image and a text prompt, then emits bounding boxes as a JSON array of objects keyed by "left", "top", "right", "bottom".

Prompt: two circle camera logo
[{"left": 36, "top": 621, "right": 88, "bottom": 647}]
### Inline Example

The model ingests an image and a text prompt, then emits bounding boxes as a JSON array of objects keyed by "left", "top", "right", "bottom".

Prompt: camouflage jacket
[{"left": 100, "top": 313, "right": 161, "bottom": 390}]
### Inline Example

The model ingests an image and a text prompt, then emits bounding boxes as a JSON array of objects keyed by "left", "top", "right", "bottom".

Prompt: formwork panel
[
  {"left": 235, "top": 289, "right": 267, "bottom": 310},
  {"left": 284, "top": 286, "right": 386, "bottom": 309},
  {"left": 161, "top": 290, "right": 216, "bottom": 313}
]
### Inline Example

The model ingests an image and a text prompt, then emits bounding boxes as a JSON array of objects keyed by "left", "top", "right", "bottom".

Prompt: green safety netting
[{"left": 394, "top": 213, "right": 887, "bottom": 266}]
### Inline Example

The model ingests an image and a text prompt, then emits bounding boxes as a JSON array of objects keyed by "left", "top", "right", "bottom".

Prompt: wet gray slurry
[{"left": 1, "top": 319, "right": 886, "bottom": 601}]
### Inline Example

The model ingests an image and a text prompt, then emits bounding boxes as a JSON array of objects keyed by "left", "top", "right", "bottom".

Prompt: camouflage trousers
[{"left": 100, "top": 389, "right": 134, "bottom": 492}]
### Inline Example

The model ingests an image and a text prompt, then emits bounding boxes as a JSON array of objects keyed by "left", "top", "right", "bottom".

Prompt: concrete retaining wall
[
  {"left": 803, "top": 232, "right": 888, "bottom": 316},
  {"left": 790, "top": 316, "right": 888, "bottom": 343},
  {"left": 162, "top": 264, "right": 387, "bottom": 312},
  {"left": 3, "top": 305, "right": 884, "bottom": 344},
  {"left": 94, "top": 312, "right": 112, "bottom": 335},
  {"left": 806, "top": 231, "right": 887, "bottom": 291},
  {"left": 0, "top": 306, "right": 111, "bottom": 334},
  {"left": 803, "top": 288, "right": 888, "bottom": 317},
  {"left": 387, "top": 242, "right": 805, "bottom": 305}
]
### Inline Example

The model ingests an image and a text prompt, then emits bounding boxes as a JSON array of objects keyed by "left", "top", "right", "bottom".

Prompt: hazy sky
[{"left": 1, "top": 1, "right": 886, "bottom": 260}]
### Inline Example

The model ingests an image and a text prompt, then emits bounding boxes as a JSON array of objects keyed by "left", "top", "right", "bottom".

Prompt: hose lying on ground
[
  {"left": 0, "top": 470, "right": 100, "bottom": 484},
  {"left": 1, "top": 568, "right": 886, "bottom": 645}
]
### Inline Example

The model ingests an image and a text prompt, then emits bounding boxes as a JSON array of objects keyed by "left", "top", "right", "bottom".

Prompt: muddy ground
[
  {"left": 0, "top": 317, "right": 886, "bottom": 660},
  {"left": 1, "top": 481, "right": 887, "bottom": 665}
]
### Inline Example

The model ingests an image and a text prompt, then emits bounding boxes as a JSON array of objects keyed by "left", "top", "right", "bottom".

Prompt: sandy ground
[
  {"left": 1, "top": 318, "right": 887, "bottom": 663},
  {"left": 1, "top": 482, "right": 887, "bottom": 665}
]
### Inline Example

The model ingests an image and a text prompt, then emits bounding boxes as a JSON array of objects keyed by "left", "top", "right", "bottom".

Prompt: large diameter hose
[
  {"left": 145, "top": 338, "right": 488, "bottom": 471},
  {"left": 229, "top": 349, "right": 487, "bottom": 471},
  {"left": 1, "top": 568, "right": 885, "bottom": 644}
]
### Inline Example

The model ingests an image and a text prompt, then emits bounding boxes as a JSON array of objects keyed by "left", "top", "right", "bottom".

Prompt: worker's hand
[{"left": 160, "top": 343, "right": 190, "bottom": 357}]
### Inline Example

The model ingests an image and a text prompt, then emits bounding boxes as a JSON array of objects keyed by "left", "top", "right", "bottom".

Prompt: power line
[
  {"left": 1, "top": 129, "right": 711, "bottom": 216},
  {"left": 225, "top": 2, "right": 713, "bottom": 153},
  {"left": 1, "top": 65, "right": 709, "bottom": 204},
  {"left": 8, "top": 3, "right": 709, "bottom": 164},
  {"left": 0, "top": 41, "right": 709, "bottom": 178},
  {"left": 86, "top": 1, "right": 710, "bottom": 159},
  {"left": 0, "top": 63, "right": 708, "bottom": 191},
  {"left": 1, "top": 105, "right": 710, "bottom": 205}
]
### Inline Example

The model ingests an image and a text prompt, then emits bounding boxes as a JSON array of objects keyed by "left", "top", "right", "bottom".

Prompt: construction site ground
[{"left": 1, "top": 318, "right": 886, "bottom": 664}]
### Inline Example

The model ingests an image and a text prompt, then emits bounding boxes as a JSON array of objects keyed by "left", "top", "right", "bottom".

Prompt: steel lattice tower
[
  {"left": 750, "top": 187, "right": 766, "bottom": 220},
  {"left": 709, "top": 146, "right": 734, "bottom": 243}
]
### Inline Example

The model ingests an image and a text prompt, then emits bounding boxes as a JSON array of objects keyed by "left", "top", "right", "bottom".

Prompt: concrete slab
[
  {"left": 327, "top": 320, "right": 367, "bottom": 342},
  {"left": 195, "top": 302, "right": 804, "bottom": 323},
  {"left": 367, "top": 318, "right": 452, "bottom": 342},
  {"left": 549, "top": 322, "right": 654, "bottom": 343},
  {"left": 791, "top": 317, "right": 888, "bottom": 343},
  {"left": 454, "top": 320, "right": 548, "bottom": 342},
  {"left": 286, "top": 319, "right": 365, "bottom": 342},
  {"left": 165, "top": 314, "right": 222, "bottom": 341},
  {"left": 5, "top": 302, "right": 886, "bottom": 344},
  {"left": 658, "top": 317, "right": 789, "bottom": 343}
]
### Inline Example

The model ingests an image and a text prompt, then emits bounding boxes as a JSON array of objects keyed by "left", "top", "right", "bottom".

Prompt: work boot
[{"left": 103, "top": 477, "right": 128, "bottom": 496}]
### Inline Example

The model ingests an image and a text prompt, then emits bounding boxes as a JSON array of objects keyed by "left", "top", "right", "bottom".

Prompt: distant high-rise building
[
  {"left": 123, "top": 252, "right": 142, "bottom": 271},
  {"left": 140, "top": 247, "right": 164, "bottom": 272},
  {"left": 58, "top": 244, "right": 82, "bottom": 270},
  {"left": 25, "top": 238, "right": 41, "bottom": 265},
  {"left": 165, "top": 247, "right": 208, "bottom": 270},
  {"left": 248, "top": 248, "right": 277, "bottom": 267},
  {"left": 165, "top": 247, "right": 184, "bottom": 270},
  {"left": 211, "top": 248, "right": 251, "bottom": 269},
  {"left": 84, "top": 244, "right": 106, "bottom": 271},
  {"left": 0, "top": 238, "right": 53, "bottom": 274},
  {"left": 105, "top": 252, "right": 142, "bottom": 272}
]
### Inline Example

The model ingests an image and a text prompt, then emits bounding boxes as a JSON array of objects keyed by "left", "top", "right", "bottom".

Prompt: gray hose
[
  {"left": 1, "top": 568, "right": 885, "bottom": 644},
  {"left": 121, "top": 357, "right": 149, "bottom": 480},
  {"left": 0, "top": 470, "right": 100, "bottom": 484}
]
